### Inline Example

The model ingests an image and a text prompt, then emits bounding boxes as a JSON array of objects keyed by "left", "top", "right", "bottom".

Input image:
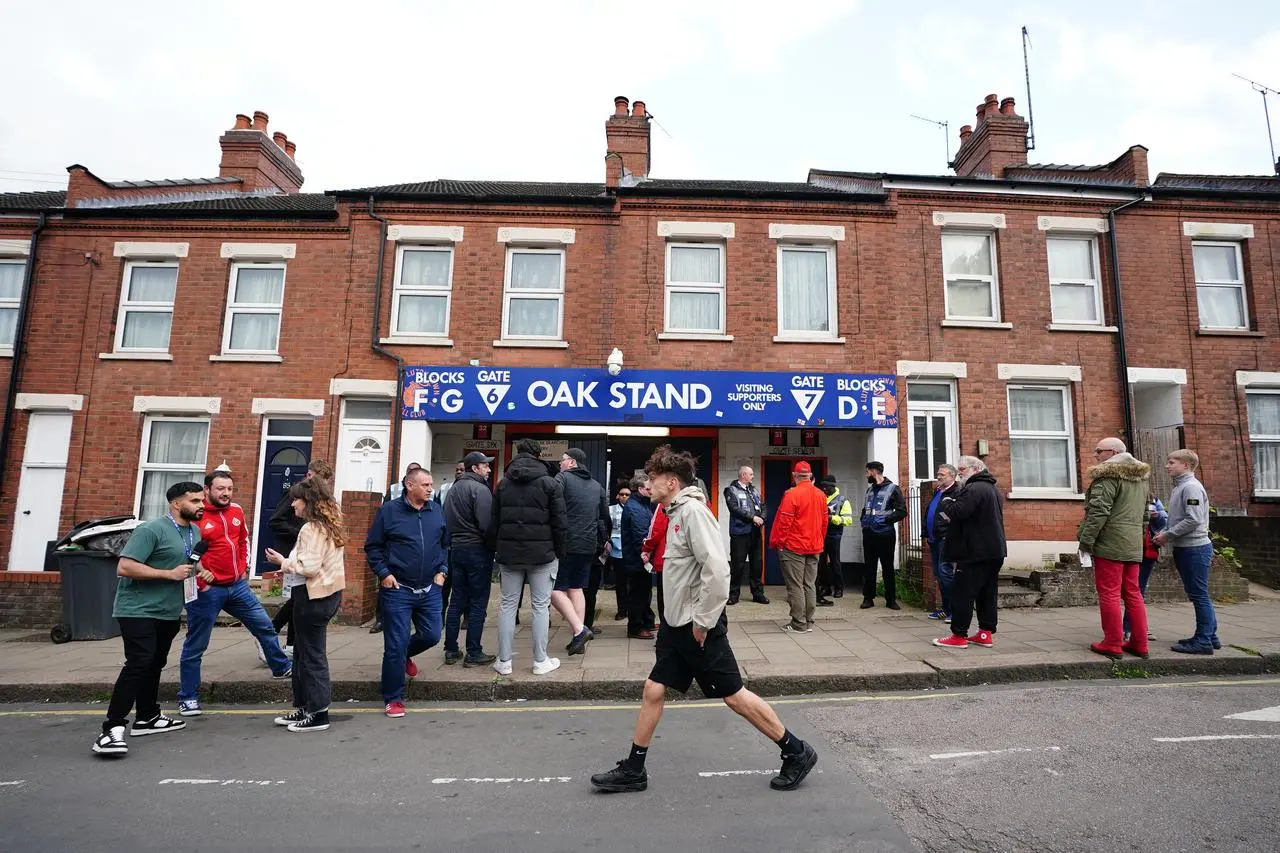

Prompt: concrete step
[{"left": 998, "top": 581, "right": 1041, "bottom": 608}]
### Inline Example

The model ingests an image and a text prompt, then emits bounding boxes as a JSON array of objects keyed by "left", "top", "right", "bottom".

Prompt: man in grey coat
[
  {"left": 441, "top": 452, "right": 497, "bottom": 666},
  {"left": 554, "top": 448, "right": 610, "bottom": 655},
  {"left": 1154, "top": 448, "right": 1219, "bottom": 654}
]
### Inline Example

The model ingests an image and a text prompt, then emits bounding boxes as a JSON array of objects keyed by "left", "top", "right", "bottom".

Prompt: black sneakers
[
  {"left": 287, "top": 711, "right": 330, "bottom": 733},
  {"left": 92, "top": 725, "right": 128, "bottom": 756},
  {"left": 771, "top": 741, "right": 818, "bottom": 791},
  {"left": 591, "top": 760, "right": 648, "bottom": 793},
  {"left": 129, "top": 714, "right": 186, "bottom": 736},
  {"left": 443, "top": 650, "right": 463, "bottom": 665},
  {"left": 463, "top": 652, "right": 497, "bottom": 667},
  {"left": 274, "top": 708, "right": 308, "bottom": 727},
  {"left": 567, "top": 628, "right": 593, "bottom": 655}
]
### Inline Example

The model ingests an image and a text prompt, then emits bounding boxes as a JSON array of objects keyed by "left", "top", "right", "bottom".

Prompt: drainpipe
[
  {"left": 0, "top": 212, "right": 48, "bottom": 500},
  {"left": 1106, "top": 195, "right": 1148, "bottom": 449},
  {"left": 366, "top": 197, "right": 404, "bottom": 494}
]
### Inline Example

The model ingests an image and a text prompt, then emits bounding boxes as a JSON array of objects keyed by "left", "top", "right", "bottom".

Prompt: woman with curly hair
[{"left": 264, "top": 476, "right": 347, "bottom": 732}]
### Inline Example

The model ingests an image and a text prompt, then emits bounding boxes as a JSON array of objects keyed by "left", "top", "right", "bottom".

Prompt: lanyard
[{"left": 169, "top": 514, "right": 195, "bottom": 559}]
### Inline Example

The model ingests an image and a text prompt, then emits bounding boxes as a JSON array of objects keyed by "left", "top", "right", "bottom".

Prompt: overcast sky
[{"left": 2, "top": 1, "right": 1278, "bottom": 195}]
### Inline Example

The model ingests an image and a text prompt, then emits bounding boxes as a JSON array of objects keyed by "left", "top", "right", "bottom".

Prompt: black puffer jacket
[
  {"left": 492, "top": 453, "right": 567, "bottom": 566},
  {"left": 939, "top": 470, "right": 1007, "bottom": 563},
  {"left": 555, "top": 466, "right": 610, "bottom": 556}
]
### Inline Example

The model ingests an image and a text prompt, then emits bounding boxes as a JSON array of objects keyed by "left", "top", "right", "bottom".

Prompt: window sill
[
  {"left": 99, "top": 351, "right": 174, "bottom": 361},
  {"left": 209, "top": 353, "right": 284, "bottom": 363},
  {"left": 1006, "top": 490, "right": 1085, "bottom": 501},
  {"left": 1252, "top": 495, "right": 1280, "bottom": 504},
  {"left": 657, "top": 333, "right": 735, "bottom": 342},
  {"left": 1047, "top": 324, "right": 1118, "bottom": 334},
  {"left": 941, "top": 320, "right": 1013, "bottom": 330},
  {"left": 492, "top": 339, "right": 569, "bottom": 349},
  {"left": 1197, "top": 329, "right": 1264, "bottom": 338},
  {"left": 379, "top": 336, "right": 454, "bottom": 347},
  {"left": 772, "top": 336, "right": 847, "bottom": 344},
  {"left": 0, "top": 347, "right": 12, "bottom": 358}
]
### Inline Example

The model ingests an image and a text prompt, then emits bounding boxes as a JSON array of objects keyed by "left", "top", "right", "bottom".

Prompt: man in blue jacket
[
  {"left": 924, "top": 463, "right": 959, "bottom": 621},
  {"left": 365, "top": 467, "right": 449, "bottom": 718}
]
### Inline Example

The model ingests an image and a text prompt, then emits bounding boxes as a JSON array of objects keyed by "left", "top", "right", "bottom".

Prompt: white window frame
[
  {"left": 221, "top": 261, "right": 287, "bottom": 355},
  {"left": 113, "top": 260, "right": 179, "bottom": 354},
  {"left": 134, "top": 415, "right": 210, "bottom": 519},
  {"left": 1046, "top": 236, "right": 1104, "bottom": 326},
  {"left": 0, "top": 258, "right": 26, "bottom": 354},
  {"left": 942, "top": 230, "right": 1000, "bottom": 322},
  {"left": 1006, "top": 383, "right": 1078, "bottom": 495},
  {"left": 1246, "top": 389, "right": 1280, "bottom": 497},
  {"left": 775, "top": 243, "right": 838, "bottom": 340},
  {"left": 664, "top": 241, "right": 726, "bottom": 334},
  {"left": 390, "top": 244, "right": 454, "bottom": 339},
  {"left": 1192, "top": 240, "right": 1249, "bottom": 331},
  {"left": 501, "top": 247, "right": 565, "bottom": 341}
]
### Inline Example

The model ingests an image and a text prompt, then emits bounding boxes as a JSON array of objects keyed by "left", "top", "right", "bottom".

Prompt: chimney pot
[
  {"left": 999, "top": 97, "right": 1016, "bottom": 117},
  {"left": 631, "top": 100, "right": 646, "bottom": 118},
  {"left": 614, "top": 96, "right": 630, "bottom": 116},
  {"left": 252, "top": 110, "right": 269, "bottom": 132},
  {"left": 959, "top": 124, "right": 973, "bottom": 142},
  {"left": 285, "top": 141, "right": 297, "bottom": 160},
  {"left": 233, "top": 113, "right": 252, "bottom": 130},
  {"left": 273, "top": 131, "right": 288, "bottom": 151},
  {"left": 984, "top": 94, "right": 1000, "bottom": 119}
]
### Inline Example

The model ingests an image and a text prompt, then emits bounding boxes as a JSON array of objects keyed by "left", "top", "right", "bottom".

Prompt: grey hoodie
[
  {"left": 1166, "top": 472, "right": 1211, "bottom": 548},
  {"left": 660, "top": 485, "right": 731, "bottom": 630}
]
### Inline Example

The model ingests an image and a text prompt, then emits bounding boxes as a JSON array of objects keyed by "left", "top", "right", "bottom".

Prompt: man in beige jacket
[{"left": 591, "top": 446, "right": 817, "bottom": 794}]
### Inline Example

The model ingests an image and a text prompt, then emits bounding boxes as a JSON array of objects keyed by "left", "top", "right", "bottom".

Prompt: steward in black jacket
[{"left": 491, "top": 453, "right": 567, "bottom": 566}]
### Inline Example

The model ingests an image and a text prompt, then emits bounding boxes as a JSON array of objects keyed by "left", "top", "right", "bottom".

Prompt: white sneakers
[
  {"left": 492, "top": 658, "right": 513, "bottom": 676},
  {"left": 532, "top": 657, "right": 562, "bottom": 676}
]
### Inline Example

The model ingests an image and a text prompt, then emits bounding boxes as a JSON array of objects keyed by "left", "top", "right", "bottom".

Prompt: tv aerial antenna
[
  {"left": 1022, "top": 26, "right": 1037, "bottom": 152},
  {"left": 910, "top": 114, "right": 950, "bottom": 167},
  {"left": 1232, "top": 73, "right": 1279, "bottom": 173}
]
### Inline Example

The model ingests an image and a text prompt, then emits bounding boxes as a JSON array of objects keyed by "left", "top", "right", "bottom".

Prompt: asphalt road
[{"left": 1, "top": 677, "right": 1276, "bottom": 852}]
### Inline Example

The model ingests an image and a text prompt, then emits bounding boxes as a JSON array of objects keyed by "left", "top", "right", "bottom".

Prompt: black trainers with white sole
[
  {"left": 287, "top": 711, "right": 330, "bottom": 733},
  {"left": 92, "top": 726, "right": 128, "bottom": 756},
  {"left": 129, "top": 714, "right": 186, "bottom": 736},
  {"left": 274, "top": 708, "right": 307, "bottom": 727},
  {"left": 271, "top": 666, "right": 294, "bottom": 680}
]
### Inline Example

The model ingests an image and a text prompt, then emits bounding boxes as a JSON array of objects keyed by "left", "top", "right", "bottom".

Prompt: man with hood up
[
  {"left": 932, "top": 456, "right": 1006, "bottom": 650},
  {"left": 1077, "top": 437, "right": 1151, "bottom": 659}
]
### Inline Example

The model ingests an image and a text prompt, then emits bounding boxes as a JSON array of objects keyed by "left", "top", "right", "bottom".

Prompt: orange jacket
[
  {"left": 769, "top": 480, "right": 828, "bottom": 555},
  {"left": 198, "top": 500, "right": 250, "bottom": 587}
]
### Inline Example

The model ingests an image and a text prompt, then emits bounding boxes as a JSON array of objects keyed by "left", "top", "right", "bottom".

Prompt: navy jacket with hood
[{"left": 364, "top": 495, "right": 450, "bottom": 588}]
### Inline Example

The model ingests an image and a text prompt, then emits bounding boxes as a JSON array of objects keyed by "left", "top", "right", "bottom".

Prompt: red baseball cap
[{"left": 792, "top": 461, "right": 812, "bottom": 475}]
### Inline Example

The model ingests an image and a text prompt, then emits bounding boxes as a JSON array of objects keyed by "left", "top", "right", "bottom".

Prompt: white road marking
[
  {"left": 698, "top": 770, "right": 777, "bottom": 777},
  {"left": 929, "top": 746, "right": 1062, "bottom": 761},
  {"left": 1153, "top": 734, "right": 1280, "bottom": 743},
  {"left": 430, "top": 777, "right": 572, "bottom": 785},
  {"left": 159, "top": 779, "right": 287, "bottom": 786},
  {"left": 0, "top": 780, "right": 26, "bottom": 787},
  {"left": 1224, "top": 705, "right": 1280, "bottom": 722}
]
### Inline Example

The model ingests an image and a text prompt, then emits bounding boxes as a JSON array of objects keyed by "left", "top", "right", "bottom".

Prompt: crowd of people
[{"left": 92, "top": 434, "right": 1219, "bottom": 793}]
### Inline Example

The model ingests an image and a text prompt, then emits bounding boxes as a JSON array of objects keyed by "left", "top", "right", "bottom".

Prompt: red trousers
[{"left": 1093, "top": 556, "right": 1147, "bottom": 653}]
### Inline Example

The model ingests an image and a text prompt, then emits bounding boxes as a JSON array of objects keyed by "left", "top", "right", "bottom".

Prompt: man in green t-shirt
[{"left": 93, "top": 481, "right": 204, "bottom": 757}]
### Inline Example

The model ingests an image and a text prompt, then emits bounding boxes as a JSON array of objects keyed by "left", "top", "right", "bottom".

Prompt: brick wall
[
  {"left": 338, "top": 492, "right": 381, "bottom": 626},
  {"left": 0, "top": 571, "right": 61, "bottom": 629},
  {"left": 1212, "top": 516, "right": 1280, "bottom": 590}
]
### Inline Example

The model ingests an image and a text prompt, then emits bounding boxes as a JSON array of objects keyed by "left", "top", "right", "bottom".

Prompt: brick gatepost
[{"left": 338, "top": 492, "right": 382, "bottom": 626}]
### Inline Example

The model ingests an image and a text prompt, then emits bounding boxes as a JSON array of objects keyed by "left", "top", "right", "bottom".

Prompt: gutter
[
  {"left": 366, "top": 197, "right": 405, "bottom": 495},
  {"left": 0, "top": 212, "right": 48, "bottom": 501},
  {"left": 1106, "top": 194, "right": 1150, "bottom": 448}
]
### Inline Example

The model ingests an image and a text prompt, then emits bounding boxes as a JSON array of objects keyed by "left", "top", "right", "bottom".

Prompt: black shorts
[
  {"left": 553, "top": 553, "right": 593, "bottom": 591},
  {"left": 648, "top": 612, "right": 743, "bottom": 699}
]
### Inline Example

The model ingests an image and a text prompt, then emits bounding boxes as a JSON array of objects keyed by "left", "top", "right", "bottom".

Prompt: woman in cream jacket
[{"left": 264, "top": 477, "right": 346, "bottom": 732}]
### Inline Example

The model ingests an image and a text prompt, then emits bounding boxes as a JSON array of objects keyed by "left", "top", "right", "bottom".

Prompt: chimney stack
[
  {"left": 604, "top": 95, "right": 651, "bottom": 187},
  {"left": 219, "top": 109, "right": 304, "bottom": 193},
  {"left": 951, "top": 92, "right": 1029, "bottom": 179}
]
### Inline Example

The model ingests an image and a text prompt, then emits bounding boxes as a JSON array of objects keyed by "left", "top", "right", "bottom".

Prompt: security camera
[{"left": 606, "top": 347, "right": 624, "bottom": 377}]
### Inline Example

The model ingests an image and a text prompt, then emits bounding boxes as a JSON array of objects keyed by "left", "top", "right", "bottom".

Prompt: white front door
[
  {"left": 906, "top": 381, "right": 960, "bottom": 484},
  {"left": 9, "top": 412, "right": 73, "bottom": 571},
  {"left": 336, "top": 423, "right": 391, "bottom": 500}
]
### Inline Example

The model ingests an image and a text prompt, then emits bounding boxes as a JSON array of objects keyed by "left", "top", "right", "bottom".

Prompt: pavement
[{"left": 2, "top": 588, "right": 1279, "bottom": 703}]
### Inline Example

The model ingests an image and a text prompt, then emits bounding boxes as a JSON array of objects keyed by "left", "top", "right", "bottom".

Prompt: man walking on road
[
  {"left": 554, "top": 447, "right": 610, "bottom": 655},
  {"left": 769, "top": 461, "right": 829, "bottom": 634},
  {"left": 365, "top": 467, "right": 449, "bottom": 718},
  {"left": 924, "top": 464, "right": 959, "bottom": 621},
  {"left": 177, "top": 470, "right": 290, "bottom": 717},
  {"left": 442, "top": 451, "right": 497, "bottom": 667},
  {"left": 1078, "top": 438, "right": 1152, "bottom": 660},
  {"left": 591, "top": 447, "right": 818, "bottom": 794},
  {"left": 932, "top": 456, "right": 1006, "bottom": 649},
  {"left": 724, "top": 466, "right": 769, "bottom": 605},
  {"left": 860, "top": 461, "right": 907, "bottom": 609},
  {"left": 816, "top": 475, "right": 853, "bottom": 605},
  {"left": 1155, "top": 449, "right": 1220, "bottom": 655},
  {"left": 93, "top": 482, "right": 202, "bottom": 756}
]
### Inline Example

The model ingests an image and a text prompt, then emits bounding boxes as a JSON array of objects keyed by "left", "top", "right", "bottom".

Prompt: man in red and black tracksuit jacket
[{"left": 175, "top": 470, "right": 291, "bottom": 716}]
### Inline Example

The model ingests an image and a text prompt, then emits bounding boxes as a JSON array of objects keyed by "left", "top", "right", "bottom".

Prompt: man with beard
[
  {"left": 93, "top": 482, "right": 203, "bottom": 756},
  {"left": 176, "top": 470, "right": 291, "bottom": 717},
  {"left": 442, "top": 452, "right": 498, "bottom": 667}
]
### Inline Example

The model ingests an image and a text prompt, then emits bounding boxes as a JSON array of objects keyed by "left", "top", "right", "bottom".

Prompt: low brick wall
[
  {"left": 338, "top": 492, "right": 381, "bottom": 627},
  {"left": 0, "top": 571, "right": 61, "bottom": 628},
  {"left": 1212, "top": 516, "right": 1280, "bottom": 590},
  {"left": 1032, "top": 553, "right": 1250, "bottom": 607}
]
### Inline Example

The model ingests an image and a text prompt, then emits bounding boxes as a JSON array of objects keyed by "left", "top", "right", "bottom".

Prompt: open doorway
[{"left": 607, "top": 436, "right": 715, "bottom": 497}]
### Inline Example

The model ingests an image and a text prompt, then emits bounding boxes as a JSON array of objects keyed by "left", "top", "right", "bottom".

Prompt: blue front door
[
  {"left": 256, "top": 441, "right": 311, "bottom": 567},
  {"left": 761, "top": 457, "right": 827, "bottom": 586}
]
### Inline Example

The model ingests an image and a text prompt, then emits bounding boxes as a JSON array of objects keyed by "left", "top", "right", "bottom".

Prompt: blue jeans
[
  {"left": 1173, "top": 544, "right": 1218, "bottom": 647},
  {"left": 928, "top": 541, "right": 955, "bottom": 615},
  {"left": 179, "top": 577, "right": 290, "bottom": 701},
  {"left": 380, "top": 583, "right": 442, "bottom": 702},
  {"left": 443, "top": 545, "right": 493, "bottom": 657}
]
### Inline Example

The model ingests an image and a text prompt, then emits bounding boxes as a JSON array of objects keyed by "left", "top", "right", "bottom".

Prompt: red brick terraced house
[{"left": 1, "top": 94, "right": 1277, "bottom": 626}]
